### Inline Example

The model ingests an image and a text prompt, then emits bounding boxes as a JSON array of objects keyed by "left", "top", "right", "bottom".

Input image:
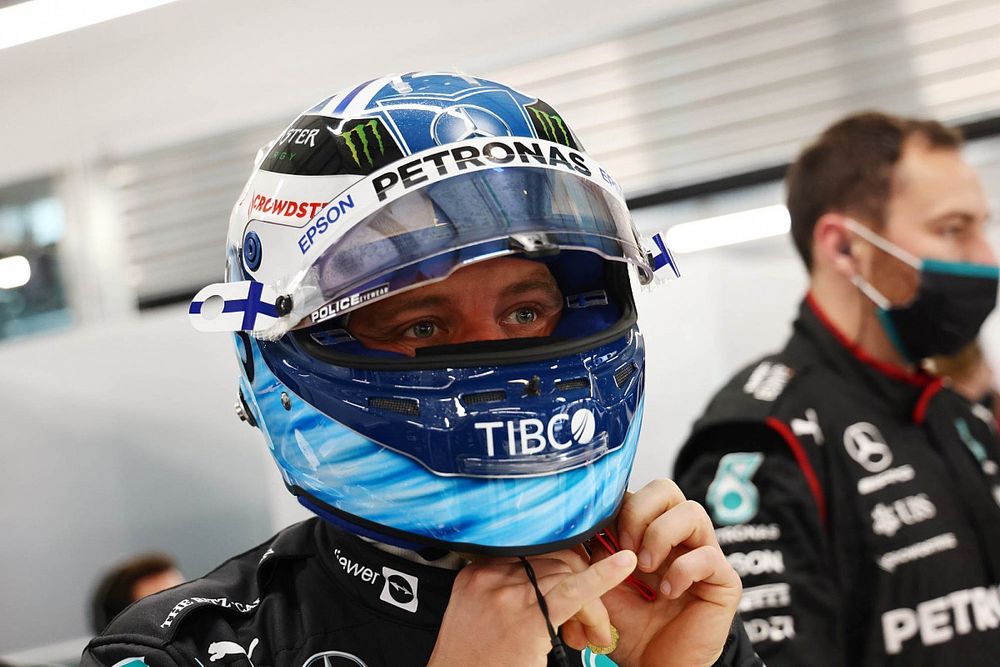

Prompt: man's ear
[{"left": 814, "top": 212, "right": 858, "bottom": 279}]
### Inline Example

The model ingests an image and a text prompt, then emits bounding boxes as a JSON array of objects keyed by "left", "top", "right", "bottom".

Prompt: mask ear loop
[
  {"left": 850, "top": 274, "right": 893, "bottom": 310},
  {"left": 519, "top": 556, "right": 570, "bottom": 667},
  {"left": 843, "top": 218, "right": 921, "bottom": 311},
  {"left": 844, "top": 219, "right": 921, "bottom": 269}
]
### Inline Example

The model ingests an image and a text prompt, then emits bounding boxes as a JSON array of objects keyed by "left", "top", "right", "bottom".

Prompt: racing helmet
[{"left": 190, "top": 72, "right": 679, "bottom": 555}]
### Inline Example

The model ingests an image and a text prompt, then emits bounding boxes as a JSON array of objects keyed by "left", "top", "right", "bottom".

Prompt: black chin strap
[{"left": 519, "top": 556, "right": 570, "bottom": 667}]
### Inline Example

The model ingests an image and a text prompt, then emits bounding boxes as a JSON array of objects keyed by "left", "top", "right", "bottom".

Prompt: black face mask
[
  {"left": 874, "top": 260, "right": 998, "bottom": 361},
  {"left": 848, "top": 222, "right": 999, "bottom": 362}
]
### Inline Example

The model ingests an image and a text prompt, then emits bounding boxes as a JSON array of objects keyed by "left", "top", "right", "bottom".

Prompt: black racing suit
[
  {"left": 675, "top": 295, "right": 1000, "bottom": 666},
  {"left": 82, "top": 517, "right": 762, "bottom": 667}
]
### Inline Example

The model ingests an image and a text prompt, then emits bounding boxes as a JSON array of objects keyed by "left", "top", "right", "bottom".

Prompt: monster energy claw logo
[
  {"left": 342, "top": 119, "right": 386, "bottom": 168},
  {"left": 530, "top": 108, "right": 571, "bottom": 145}
]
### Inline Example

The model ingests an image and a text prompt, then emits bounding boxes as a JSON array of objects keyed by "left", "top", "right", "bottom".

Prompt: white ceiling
[{"left": 0, "top": 0, "right": 715, "bottom": 186}]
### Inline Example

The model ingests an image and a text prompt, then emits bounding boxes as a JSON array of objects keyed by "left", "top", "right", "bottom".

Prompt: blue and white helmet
[{"left": 190, "top": 72, "right": 679, "bottom": 555}]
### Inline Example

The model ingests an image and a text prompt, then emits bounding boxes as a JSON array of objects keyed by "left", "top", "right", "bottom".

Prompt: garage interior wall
[{"left": 1, "top": 0, "right": 999, "bottom": 656}]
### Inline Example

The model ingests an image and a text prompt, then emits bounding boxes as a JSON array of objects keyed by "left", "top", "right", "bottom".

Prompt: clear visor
[{"left": 292, "top": 167, "right": 655, "bottom": 328}]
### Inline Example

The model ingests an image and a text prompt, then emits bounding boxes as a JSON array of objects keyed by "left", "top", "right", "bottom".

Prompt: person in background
[
  {"left": 82, "top": 73, "right": 761, "bottom": 667},
  {"left": 90, "top": 553, "right": 184, "bottom": 634},
  {"left": 674, "top": 111, "right": 1000, "bottom": 666},
  {"left": 932, "top": 340, "right": 1000, "bottom": 425}
]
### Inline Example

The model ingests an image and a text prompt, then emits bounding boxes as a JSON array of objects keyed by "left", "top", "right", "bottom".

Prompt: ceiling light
[
  {"left": 664, "top": 205, "right": 790, "bottom": 254},
  {"left": 0, "top": 255, "right": 31, "bottom": 289},
  {"left": 0, "top": 0, "right": 180, "bottom": 51}
]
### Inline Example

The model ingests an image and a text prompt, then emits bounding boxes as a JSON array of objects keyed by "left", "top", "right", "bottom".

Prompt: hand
[
  {"left": 428, "top": 549, "right": 637, "bottom": 667},
  {"left": 574, "top": 479, "right": 742, "bottom": 667}
]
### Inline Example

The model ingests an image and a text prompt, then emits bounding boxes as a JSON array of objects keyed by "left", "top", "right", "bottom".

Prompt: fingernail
[
  {"left": 660, "top": 580, "right": 672, "bottom": 596},
  {"left": 612, "top": 550, "right": 635, "bottom": 567},
  {"left": 638, "top": 550, "right": 652, "bottom": 570}
]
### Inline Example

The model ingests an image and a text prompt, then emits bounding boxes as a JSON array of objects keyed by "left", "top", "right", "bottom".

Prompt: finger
[
  {"left": 577, "top": 601, "right": 613, "bottom": 647},
  {"left": 519, "top": 557, "right": 576, "bottom": 579},
  {"left": 661, "top": 544, "right": 742, "bottom": 602},
  {"left": 536, "top": 573, "right": 613, "bottom": 647},
  {"left": 538, "top": 549, "right": 611, "bottom": 646},
  {"left": 531, "top": 548, "right": 591, "bottom": 573},
  {"left": 515, "top": 548, "right": 591, "bottom": 589},
  {"left": 561, "top": 619, "right": 589, "bottom": 651},
  {"left": 635, "top": 499, "right": 716, "bottom": 573},
  {"left": 617, "top": 479, "right": 686, "bottom": 551},
  {"left": 480, "top": 547, "right": 584, "bottom": 566},
  {"left": 545, "top": 550, "right": 637, "bottom": 626}
]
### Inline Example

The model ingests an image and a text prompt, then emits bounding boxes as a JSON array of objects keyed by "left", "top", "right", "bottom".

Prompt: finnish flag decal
[{"left": 189, "top": 281, "right": 281, "bottom": 333}]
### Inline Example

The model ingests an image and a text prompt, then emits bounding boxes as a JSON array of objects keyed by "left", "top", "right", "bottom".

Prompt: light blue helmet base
[{"left": 293, "top": 483, "right": 627, "bottom": 557}]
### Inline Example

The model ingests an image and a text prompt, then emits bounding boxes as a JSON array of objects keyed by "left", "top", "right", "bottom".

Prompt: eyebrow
[
  {"left": 924, "top": 210, "right": 988, "bottom": 226},
  {"left": 501, "top": 278, "right": 563, "bottom": 301},
  {"left": 385, "top": 294, "right": 450, "bottom": 319},
  {"left": 385, "top": 277, "right": 562, "bottom": 320}
]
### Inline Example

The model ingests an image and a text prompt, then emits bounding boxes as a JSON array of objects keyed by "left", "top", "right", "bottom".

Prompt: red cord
[{"left": 594, "top": 529, "right": 657, "bottom": 601}]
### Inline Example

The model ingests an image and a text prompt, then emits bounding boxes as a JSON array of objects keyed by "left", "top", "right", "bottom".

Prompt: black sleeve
[
  {"left": 676, "top": 422, "right": 843, "bottom": 667},
  {"left": 81, "top": 639, "right": 183, "bottom": 667},
  {"left": 713, "top": 616, "right": 765, "bottom": 667}
]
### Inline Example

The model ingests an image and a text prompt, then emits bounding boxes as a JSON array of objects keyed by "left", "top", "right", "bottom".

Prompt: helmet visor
[{"left": 293, "top": 166, "right": 654, "bottom": 328}]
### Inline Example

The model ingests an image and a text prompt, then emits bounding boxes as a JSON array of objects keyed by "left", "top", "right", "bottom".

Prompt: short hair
[
  {"left": 90, "top": 552, "right": 177, "bottom": 634},
  {"left": 932, "top": 339, "right": 985, "bottom": 379},
  {"left": 785, "top": 111, "right": 962, "bottom": 269}
]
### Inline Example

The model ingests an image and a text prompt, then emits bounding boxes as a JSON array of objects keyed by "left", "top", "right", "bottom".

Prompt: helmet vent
[
  {"left": 555, "top": 378, "right": 590, "bottom": 391},
  {"left": 462, "top": 390, "right": 507, "bottom": 406},
  {"left": 613, "top": 363, "right": 637, "bottom": 388},
  {"left": 368, "top": 396, "right": 420, "bottom": 416}
]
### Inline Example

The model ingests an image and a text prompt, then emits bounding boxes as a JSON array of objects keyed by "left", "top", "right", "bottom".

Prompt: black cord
[{"left": 520, "top": 556, "right": 570, "bottom": 667}]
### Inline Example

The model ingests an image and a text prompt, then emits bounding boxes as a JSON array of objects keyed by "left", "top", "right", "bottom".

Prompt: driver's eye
[
  {"left": 408, "top": 321, "right": 437, "bottom": 338},
  {"left": 513, "top": 308, "right": 537, "bottom": 324}
]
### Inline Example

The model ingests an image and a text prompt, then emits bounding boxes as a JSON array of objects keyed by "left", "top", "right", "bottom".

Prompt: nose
[
  {"left": 970, "top": 232, "right": 998, "bottom": 266},
  {"left": 451, "top": 318, "right": 507, "bottom": 345}
]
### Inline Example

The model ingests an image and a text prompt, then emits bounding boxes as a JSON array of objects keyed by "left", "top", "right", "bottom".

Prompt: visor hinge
[
  {"left": 235, "top": 389, "right": 258, "bottom": 428},
  {"left": 509, "top": 233, "right": 560, "bottom": 258},
  {"left": 275, "top": 294, "right": 294, "bottom": 317}
]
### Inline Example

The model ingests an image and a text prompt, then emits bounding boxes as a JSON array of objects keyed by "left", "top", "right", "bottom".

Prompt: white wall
[
  {"left": 631, "top": 237, "right": 808, "bottom": 484},
  {"left": 0, "top": 304, "right": 295, "bottom": 652}
]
